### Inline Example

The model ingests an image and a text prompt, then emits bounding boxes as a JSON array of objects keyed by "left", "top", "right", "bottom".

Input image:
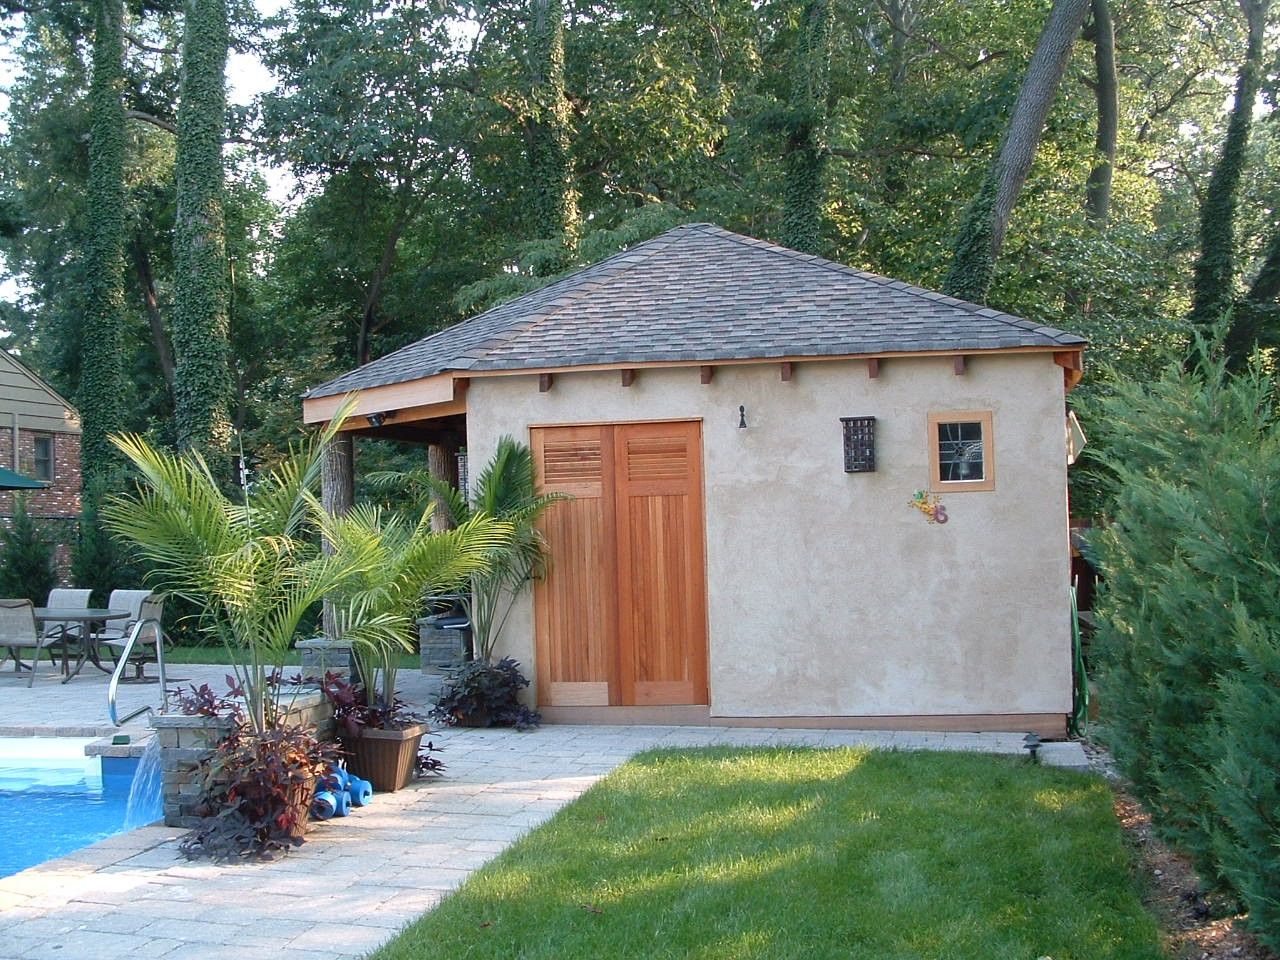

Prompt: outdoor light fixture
[
  {"left": 366, "top": 412, "right": 387, "bottom": 428},
  {"left": 738, "top": 405, "right": 748, "bottom": 429},
  {"left": 1023, "top": 732, "right": 1042, "bottom": 764}
]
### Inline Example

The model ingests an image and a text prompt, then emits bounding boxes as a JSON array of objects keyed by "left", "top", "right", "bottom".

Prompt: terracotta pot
[{"left": 343, "top": 724, "right": 425, "bottom": 792}]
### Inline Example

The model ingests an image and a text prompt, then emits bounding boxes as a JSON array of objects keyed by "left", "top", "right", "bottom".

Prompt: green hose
[{"left": 1068, "top": 585, "right": 1089, "bottom": 737}]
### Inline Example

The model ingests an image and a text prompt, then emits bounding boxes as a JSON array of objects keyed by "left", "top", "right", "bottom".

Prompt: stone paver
[{"left": 0, "top": 661, "right": 1091, "bottom": 959}]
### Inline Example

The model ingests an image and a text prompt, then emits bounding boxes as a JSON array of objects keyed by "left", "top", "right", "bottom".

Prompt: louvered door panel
[
  {"left": 614, "top": 421, "right": 708, "bottom": 706},
  {"left": 532, "top": 426, "right": 616, "bottom": 706}
]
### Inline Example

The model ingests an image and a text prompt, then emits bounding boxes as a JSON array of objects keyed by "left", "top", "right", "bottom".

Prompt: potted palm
[
  {"left": 371, "top": 437, "right": 563, "bottom": 727},
  {"left": 103, "top": 408, "right": 509, "bottom": 849},
  {"left": 322, "top": 503, "right": 510, "bottom": 789}
]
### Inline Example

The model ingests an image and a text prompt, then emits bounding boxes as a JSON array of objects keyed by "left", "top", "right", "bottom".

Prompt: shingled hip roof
[{"left": 305, "top": 223, "right": 1085, "bottom": 399}]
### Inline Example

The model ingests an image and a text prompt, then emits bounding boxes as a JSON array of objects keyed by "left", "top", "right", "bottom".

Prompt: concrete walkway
[{"left": 0, "top": 665, "right": 1090, "bottom": 960}]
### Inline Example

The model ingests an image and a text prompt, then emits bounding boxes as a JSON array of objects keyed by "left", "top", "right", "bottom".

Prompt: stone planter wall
[{"left": 151, "top": 690, "right": 334, "bottom": 828}]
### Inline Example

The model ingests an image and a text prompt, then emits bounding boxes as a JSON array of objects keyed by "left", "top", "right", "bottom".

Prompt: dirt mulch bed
[{"left": 1113, "top": 788, "right": 1276, "bottom": 960}]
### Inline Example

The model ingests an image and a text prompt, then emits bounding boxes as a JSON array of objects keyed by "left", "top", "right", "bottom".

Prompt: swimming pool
[{"left": 0, "top": 737, "right": 163, "bottom": 878}]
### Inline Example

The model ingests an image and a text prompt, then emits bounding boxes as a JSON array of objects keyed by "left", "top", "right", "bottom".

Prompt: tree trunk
[
  {"left": 427, "top": 441, "right": 459, "bottom": 533},
  {"left": 780, "top": 0, "right": 835, "bottom": 254},
  {"left": 355, "top": 206, "right": 411, "bottom": 366},
  {"left": 942, "top": 0, "right": 1091, "bottom": 303},
  {"left": 172, "top": 0, "right": 233, "bottom": 466},
  {"left": 320, "top": 432, "right": 355, "bottom": 642},
  {"left": 131, "top": 236, "right": 176, "bottom": 398},
  {"left": 527, "top": 0, "right": 578, "bottom": 264},
  {"left": 79, "top": 0, "right": 126, "bottom": 484},
  {"left": 1190, "top": 0, "right": 1270, "bottom": 343},
  {"left": 1084, "top": 0, "right": 1117, "bottom": 228}
]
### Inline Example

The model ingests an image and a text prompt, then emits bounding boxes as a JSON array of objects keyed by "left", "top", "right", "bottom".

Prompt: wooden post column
[
  {"left": 320, "top": 432, "right": 355, "bottom": 641},
  {"left": 427, "top": 440, "right": 460, "bottom": 532}
]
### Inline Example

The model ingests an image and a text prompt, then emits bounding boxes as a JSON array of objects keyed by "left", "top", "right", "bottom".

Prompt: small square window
[
  {"left": 928, "top": 411, "right": 994, "bottom": 492},
  {"left": 32, "top": 435, "right": 54, "bottom": 482}
]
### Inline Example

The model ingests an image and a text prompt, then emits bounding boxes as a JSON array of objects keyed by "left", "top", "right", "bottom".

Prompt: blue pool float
[
  {"left": 347, "top": 775, "right": 373, "bottom": 807},
  {"left": 311, "top": 790, "right": 339, "bottom": 820}
]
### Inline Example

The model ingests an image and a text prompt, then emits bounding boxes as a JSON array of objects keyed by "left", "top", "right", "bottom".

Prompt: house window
[
  {"left": 32, "top": 434, "right": 54, "bottom": 481},
  {"left": 928, "top": 411, "right": 994, "bottom": 492}
]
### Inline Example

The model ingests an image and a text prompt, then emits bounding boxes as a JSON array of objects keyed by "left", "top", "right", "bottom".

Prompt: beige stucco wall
[{"left": 466, "top": 353, "right": 1072, "bottom": 719}]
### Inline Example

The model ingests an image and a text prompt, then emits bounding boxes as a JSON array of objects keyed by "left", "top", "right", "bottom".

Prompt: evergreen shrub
[
  {"left": 1090, "top": 348, "right": 1280, "bottom": 948},
  {"left": 0, "top": 495, "right": 56, "bottom": 602}
]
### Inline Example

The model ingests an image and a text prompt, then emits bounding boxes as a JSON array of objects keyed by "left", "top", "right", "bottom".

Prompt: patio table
[{"left": 32, "top": 608, "right": 130, "bottom": 683}]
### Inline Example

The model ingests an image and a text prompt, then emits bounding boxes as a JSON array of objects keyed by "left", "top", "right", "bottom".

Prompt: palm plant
[
  {"left": 321, "top": 503, "right": 512, "bottom": 717},
  {"left": 369, "top": 436, "right": 565, "bottom": 662},
  {"left": 104, "top": 414, "right": 509, "bottom": 733}
]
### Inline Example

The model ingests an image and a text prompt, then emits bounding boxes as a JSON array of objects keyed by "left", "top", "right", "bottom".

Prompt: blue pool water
[{"left": 0, "top": 737, "right": 163, "bottom": 878}]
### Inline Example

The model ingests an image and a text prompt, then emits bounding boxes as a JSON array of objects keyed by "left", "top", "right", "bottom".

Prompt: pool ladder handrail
[{"left": 108, "top": 618, "right": 169, "bottom": 727}]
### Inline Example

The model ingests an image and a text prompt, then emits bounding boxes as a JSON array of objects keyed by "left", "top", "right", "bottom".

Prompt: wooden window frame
[
  {"left": 32, "top": 433, "right": 55, "bottom": 482},
  {"left": 928, "top": 410, "right": 995, "bottom": 492}
]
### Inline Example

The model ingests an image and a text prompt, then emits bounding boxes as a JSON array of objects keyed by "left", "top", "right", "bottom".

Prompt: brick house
[{"left": 0, "top": 348, "right": 82, "bottom": 577}]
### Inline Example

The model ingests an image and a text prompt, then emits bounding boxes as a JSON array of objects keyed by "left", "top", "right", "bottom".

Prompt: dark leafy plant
[
  {"left": 320, "top": 671, "right": 423, "bottom": 739},
  {"left": 431, "top": 657, "right": 540, "bottom": 730},
  {"left": 180, "top": 723, "right": 337, "bottom": 862},
  {"left": 416, "top": 740, "right": 446, "bottom": 778},
  {"left": 169, "top": 677, "right": 245, "bottom": 723}
]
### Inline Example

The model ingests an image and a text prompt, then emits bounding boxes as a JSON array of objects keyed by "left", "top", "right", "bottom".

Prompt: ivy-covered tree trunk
[
  {"left": 780, "top": 0, "right": 835, "bottom": 254},
  {"left": 1225, "top": 224, "right": 1280, "bottom": 361},
  {"left": 80, "top": 0, "right": 126, "bottom": 483},
  {"left": 526, "top": 0, "right": 578, "bottom": 266},
  {"left": 1190, "top": 0, "right": 1270, "bottom": 341},
  {"left": 172, "top": 0, "right": 233, "bottom": 460},
  {"left": 1084, "top": 0, "right": 1117, "bottom": 228},
  {"left": 942, "top": 0, "right": 1091, "bottom": 303}
]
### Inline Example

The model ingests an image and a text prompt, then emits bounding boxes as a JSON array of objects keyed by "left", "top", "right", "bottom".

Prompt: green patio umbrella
[{"left": 0, "top": 466, "right": 46, "bottom": 490}]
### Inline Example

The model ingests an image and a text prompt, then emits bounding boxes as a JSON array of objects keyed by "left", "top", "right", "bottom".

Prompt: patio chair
[
  {"left": 0, "top": 599, "right": 59, "bottom": 687},
  {"left": 98, "top": 593, "right": 166, "bottom": 682},
  {"left": 41, "top": 587, "right": 92, "bottom": 641}
]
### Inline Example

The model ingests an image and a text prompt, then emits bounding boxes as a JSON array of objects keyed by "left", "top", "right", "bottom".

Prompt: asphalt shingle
[{"left": 305, "top": 223, "right": 1085, "bottom": 399}]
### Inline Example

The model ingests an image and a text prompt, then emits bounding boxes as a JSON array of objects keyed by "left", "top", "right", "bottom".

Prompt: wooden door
[{"left": 533, "top": 421, "right": 708, "bottom": 707}]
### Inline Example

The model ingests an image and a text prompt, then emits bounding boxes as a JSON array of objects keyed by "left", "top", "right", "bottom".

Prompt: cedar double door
[{"left": 532, "top": 420, "right": 709, "bottom": 707}]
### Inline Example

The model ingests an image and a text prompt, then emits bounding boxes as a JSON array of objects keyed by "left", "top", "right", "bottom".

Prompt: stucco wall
[{"left": 466, "top": 353, "right": 1072, "bottom": 719}]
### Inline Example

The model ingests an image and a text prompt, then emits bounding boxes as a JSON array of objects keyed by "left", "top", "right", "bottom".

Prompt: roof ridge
[
  {"left": 303, "top": 227, "right": 694, "bottom": 397},
  {"left": 687, "top": 223, "right": 1077, "bottom": 344},
  {"left": 450, "top": 225, "right": 698, "bottom": 361}
]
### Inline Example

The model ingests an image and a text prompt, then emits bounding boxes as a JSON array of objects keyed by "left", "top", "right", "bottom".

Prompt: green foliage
[
  {"left": 172, "top": 0, "right": 233, "bottom": 463},
  {"left": 71, "top": 474, "right": 141, "bottom": 606},
  {"left": 1089, "top": 345, "right": 1280, "bottom": 941},
  {"left": 942, "top": 172, "right": 999, "bottom": 303},
  {"left": 1187, "top": 1, "right": 1268, "bottom": 344},
  {"left": 0, "top": 495, "right": 56, "bottom": 602},
  {"left": 526, "top": 0, "right": 579, "bottom": 259},
  {"left": 79, "top": 0, "right": 127, "bottom": 482},
  {"left": 779, "top": 0, "right": 834, "bottom": 254}
]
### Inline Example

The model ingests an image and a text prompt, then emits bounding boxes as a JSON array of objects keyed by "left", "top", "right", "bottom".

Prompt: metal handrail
[{"left": 108, "top": 618, "right": 168, "bottom": 727}]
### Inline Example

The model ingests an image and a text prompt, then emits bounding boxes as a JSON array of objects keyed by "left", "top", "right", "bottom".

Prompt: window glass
[
  {"left": 937, "top": 421, "right": 984, "bottom": 482},
  {"left": 33, "top": 435, "right": 54, "bottom": 481}
]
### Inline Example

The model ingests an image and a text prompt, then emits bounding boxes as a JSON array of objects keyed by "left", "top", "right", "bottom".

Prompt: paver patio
[{"left": 0, "top": 663, "right": 1089, "bottom": 960}]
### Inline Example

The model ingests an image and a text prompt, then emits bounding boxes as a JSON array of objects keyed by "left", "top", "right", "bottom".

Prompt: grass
[
  {"left": 162, "top": 645, "right": 419, "bottom": 669},
  {"left": 371, "top": 748, "right": 1162, "bottom": 960}
]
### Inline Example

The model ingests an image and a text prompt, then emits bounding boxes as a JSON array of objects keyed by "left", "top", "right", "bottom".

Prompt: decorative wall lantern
[{"left": 840, "top": 416, "right": 876, "bottom": 472}]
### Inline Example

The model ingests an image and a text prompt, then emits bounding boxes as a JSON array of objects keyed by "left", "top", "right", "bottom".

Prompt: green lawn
[
  {"left": 162, "top": 645, "right": 419, "bottom": 669},
  {"left": 371, "top": 748, "right": 1162, "bottom": 960}
]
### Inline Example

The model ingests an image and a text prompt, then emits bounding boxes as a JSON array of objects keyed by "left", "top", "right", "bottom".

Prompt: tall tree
[
  {"left": 1084, "top": 0, "right": 1116, "bottom": 228},
  {"left": 526, "top": 0, "right": 578, "bottom": 258},
  {"left": 80, "top": 0, "right": 127, "bottom": 482},
  {"left": 1190, "top": 0, "right": 1271, "bottom": 347},
  {"left": 942, "top": 0, "right": 1091, "bottom": 303},
  {"left": 780, "top": 0, "right": 835, "bottom": 253},
  {"left": 171, "top": 0, "right": 233, "bottom": 460}
]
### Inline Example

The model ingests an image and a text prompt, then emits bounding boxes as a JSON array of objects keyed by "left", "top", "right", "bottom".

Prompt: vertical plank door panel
[
  {"left": 532, "top": 426, "right": 618, "bottom": 706},
  {"left": 614, "top": 421, "right": 709, "bottom": 705}
]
